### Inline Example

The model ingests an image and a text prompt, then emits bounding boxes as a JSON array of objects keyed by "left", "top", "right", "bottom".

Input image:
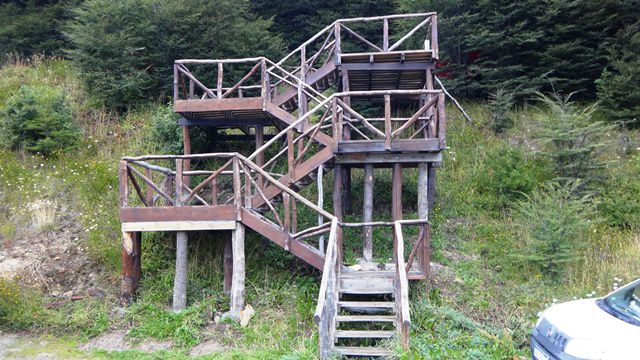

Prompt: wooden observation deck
[{"left": 119, "top": 13, "right": 446, "bottom": 358}]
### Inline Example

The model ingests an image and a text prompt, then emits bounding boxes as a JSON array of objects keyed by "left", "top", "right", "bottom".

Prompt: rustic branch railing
[
  {"left": 174, "top": 58, "right": 272, "bottom": 102},
  {"left": 394, "top": 221, "right": 411, "bottom": 350},
  {"left": 314, "top": 218, "right": 339, "bottom": 358},
  {"left": 119, "top": 153, "right": 336, "bottom": 256},
  {"left": 332, "top": 90, "right": 446, "bottom": 148}
]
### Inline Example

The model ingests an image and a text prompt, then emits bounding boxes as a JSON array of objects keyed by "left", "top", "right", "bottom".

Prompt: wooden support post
[
  {"left": 223, "top": 231, "right": 233, "bottom": 295},
  {"left": 384, "top": 94, "right": 392, "bottom": 150},
  {"left": 144, "top": 168, "right": 153, "bottom": 205},
  {"left": 418, "top": 163, "right": 429, "bottom": 274},
  {"left": 120, "top": 231, "right": 141, "bottom": 305},
  {"left": 341, "top": 72, "right": 352, "bottom": 214},
  {"left": 363, "top": 164, "right": 374, "bottom": 262},
  {"left": 217, "top": 63, "right": 223, "bottom": 99},
  {"left": 392, "top": 163, "right": 403, "bottom": 254},
  {"left": 383, "top": 19, "right": 389, "bottom": 52},
  {"left": 182, "top": 126, "right": 191, "bottom": 187},
  {"left": 317, "top": 165, "right": 325, "bottom": 253},
  {"left": 427, "top": 163, "right": 436, "bottom": 211},
  {"left": 255, "top": 125, "right": 264, "bottom": 189},
  {"left": 230, "top": 221, "right": 246, "bottom": 318},
  {"left": 173, "top": 159, "right": 188, "bottom": 312},
  {"left": 333, "top": 165, "right": 344, "bottom": 263}
]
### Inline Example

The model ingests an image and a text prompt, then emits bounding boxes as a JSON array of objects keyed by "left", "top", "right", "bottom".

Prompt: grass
[{"left": 1, "top": 59, "right": 639, "bottom": 358}]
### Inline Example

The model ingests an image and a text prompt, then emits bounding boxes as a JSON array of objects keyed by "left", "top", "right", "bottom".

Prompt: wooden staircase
[{"left": 121, "top": 12, "right": 445, "bottom": 359}]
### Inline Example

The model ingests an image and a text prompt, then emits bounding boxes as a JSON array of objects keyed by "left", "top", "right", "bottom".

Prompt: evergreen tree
[
  {"left": 66, "top": 0, "right": 284, "bottom": 111},
  {"left": 596, "top": 19, "right": 640, "bottom": 126}
]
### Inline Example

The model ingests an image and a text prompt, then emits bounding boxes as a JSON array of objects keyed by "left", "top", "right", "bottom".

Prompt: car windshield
[{"left": 604, "top": 279, "right": 640, "bottom": 326}]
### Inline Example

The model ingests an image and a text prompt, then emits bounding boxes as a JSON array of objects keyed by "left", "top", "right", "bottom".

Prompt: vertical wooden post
[
  {"left": 437, "top": 92, "right": 446, "bottom": 149},
  {"left": 223, "top": 231, "right": 233, "bottom": 295},
  {"left": 363, "top": 164, "right": 374, "bottom": 262},
  {"left": 392, "top": 163, "right": 403, "bottom": 255},
  {"left": 217, "top": 63, "right": 223, "bottom": 99},
  {"left": 120, "top": 231, "right": 141, "bottom": 305},
  {"left": 431, "top": 14, "right": 439, "bottom": 59},
  {"left": 189, "top": 79, "right": 194, "bottom": 99},
  {"left": 182, "top": 126, "right": 191, "bottom": 187},
  {"left": 261, "top": 59, "right": 270, "bottom": 110},
  {"left": 118, "top": 160, "right": 129, "bottom": 207},
  {"left": 427, "top": 163, "right": 436, "bottom": 211},
  {"left": 230, "top": 221, "right": 246, "bottom": 318},
  {"left": 341, "top": 72, "right": 352, "bottom": 214},
  {"left": 317, "top": 165, "right": 325, "bottom": 253},
  {"left": 173, "top": 159, "right": 188, "bottom": 312},
  {"left": 383, "top": 18, "right": 389, "bottom": 52},
  {"left": 384, "top": 94, "right": 392, "bottom": 150},
  {"left": 173, "top": 64, "right": 178, "bottom": 102},
  {"left": 255, "top": 125, "right": 264, "bottom": 189},
  {"left": 233, "top": 158, "right": 242, "bottom": 221},
  {"left": 418, "top": 164, "right": 429, "bottom": 274},
  {"left": 333, "top": 165, "right": 344, "bottom": 263},
  {"left": 283, "top": 193, "right": 291, "bottom": 251},
  {"left": 334, "top": 23, "right": 341, "bottom": 64}
]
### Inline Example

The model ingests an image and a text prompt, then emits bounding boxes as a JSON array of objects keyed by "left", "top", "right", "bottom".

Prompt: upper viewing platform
[{"left": 172, "top": 13, "right": 439, "bottom": 124}]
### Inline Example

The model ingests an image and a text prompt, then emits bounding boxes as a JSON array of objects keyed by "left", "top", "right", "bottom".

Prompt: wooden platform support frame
[
  {"left": 120, "top": 231, "right": 141, "bottom": 305},
  {"left": 173, "top": 158, "right": 188, "bottom": 312},
  {"left": 230, "top": 221, "right": 246, "bottom": 318}
]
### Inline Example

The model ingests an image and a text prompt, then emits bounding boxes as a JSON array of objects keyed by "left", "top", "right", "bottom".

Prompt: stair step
[
  {"left": 338, "top": 301, "right": 395, "bottom": 309},
  {"left": 339, "top": 275, "right": 394, "bottom": 295},
  {"left": 334, "top": 346, "right": 393, "bottom": 357},
  {"left": 335, "top": 330, "right": 395, "bottom": 339},
  {"left": 336, "top": 315, "right": 396, "bottom": 322}
]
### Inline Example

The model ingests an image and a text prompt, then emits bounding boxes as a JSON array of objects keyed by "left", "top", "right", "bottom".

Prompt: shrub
[
  {"left": 533, "top": 92, "right": 614, "bottom": 190},
  {"left": 488, "top": 88, "right": 515, "bottom": 133},
  {"left": 511, "top": 181, "right": 594, "bottom": 278},
  {"left": 66, "top": 0, "right": 284, "bottom": 110},
  {"left": 474, "top": 146, "right": 550, "bottom": 212},
  {"left": 0, "top": 85, "right": 80, "bottom": 156},
  {"left": 598, "top": 154, "right": 640, "bottom": 229},
  {"left": 148, "top": 105, "right": 207, "bottom": 155}
]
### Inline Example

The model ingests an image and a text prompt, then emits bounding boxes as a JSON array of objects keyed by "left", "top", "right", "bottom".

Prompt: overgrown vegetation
[{"left": 0, "top": 85, "right": 80, "bottom": 156}]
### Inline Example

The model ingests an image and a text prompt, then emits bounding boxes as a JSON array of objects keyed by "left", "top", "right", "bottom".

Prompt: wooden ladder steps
[
  {"left": 338, "top": 301, "right": 395, "bottom": 310},
  {"left": 335, "top": 330, "right": 395, "bottom": 339},
  {"left": 334, "top": 346, "right": 393, "bottom": 357},
  {"left": 335, "top": 315, "right": 396, "bottom": 322}
]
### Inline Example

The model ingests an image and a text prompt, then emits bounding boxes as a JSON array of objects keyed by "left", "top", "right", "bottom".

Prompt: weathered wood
[
  {"left": 394, "top": 222, "right": 411, "bottom": 350},
  {"left": 230, "top": 221, "right": 245, "bottom": 318},
  {"left": 317, "top": 165, "right": 325, "bottom": 253},
  {"left": 430, "top": 14, "right": 439, "bottom": 58},
  {"left": 333, "top": 165, "right": 344, "bottom": 263},
  {"left": 255, "top": 125, "right": 264, "bottom": 189},
  {"left": 182, "top": 126, "right": 191, "bottom": 187},
  {"left": 335, "top": 152, "right": 442, "bottom": 164},
  {"left": 427, "top": 163, "right": 436, "bottom": 210},
  {"left": 121, "top": 220, "right": 235, "bottom": 232},
  {"left": 144, "top": 168, "right": 154, "bottom": 205},
  {"left": 120, "top": 231, "right": 141, "bottom": 305},
  {"left": 120, "top": 206, "right": 235, "bottom": 223},
  {"left": 223, "top": 232, "right": 232, "bottom": 295},
  {"left": 216, "top": 63, "right": 223, "bottom": 98},
  {"left": 173, "top": 159, "right": 188, "bottom": 313},
  {"left": 383, "top": 18, "right": 389, "bottom": 51},
  {"left": 384, "top": 94, "right": 392, "bottom": 150},
  {"left": 437, "top": 92, "right": 446, "bottom": 148},
  {"left": 363, "top": 165, "right": 374, "bottom": 262},
  {"left": 389, "top": 17, "right": 431, "bottom": 51},
  {"left": 336, "top": 139, "right": 440, "bottom": 153},
  {"left": 126, "top": 164, "right": 174, "bottom": 205},
  {"left": 127, "top": 167, "right": 148, "bottom": 207}
]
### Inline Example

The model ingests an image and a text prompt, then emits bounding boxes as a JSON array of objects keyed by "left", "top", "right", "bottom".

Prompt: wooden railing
[
  {"left": 394, "top": 221, "right": 411, "bottom": 349},
  {"left": 275, "top": 12, "right": 439, "bottom": 76},
  {"left": 313, "top": 218, "right": 340, "bottom": 358},
  {"left": 173, "top": 58, "right": 271, "bottom": 102},
  {"left": 119, "top": 153, "right": 336, "bottom": 255},
  {"left": 332, "top": 89, "right": 446, "bottom": 149}
]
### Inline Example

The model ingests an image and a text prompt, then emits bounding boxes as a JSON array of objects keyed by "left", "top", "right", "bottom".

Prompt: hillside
[{"left": 1, "top": 58, "right": 639, "bottom": 359}]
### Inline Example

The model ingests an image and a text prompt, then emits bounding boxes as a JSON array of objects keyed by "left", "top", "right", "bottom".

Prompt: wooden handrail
[
  {"left": 394, "top": 221, "right": 411, "bottom": 348},
  {"left": 314, "top": 218, "right": 339, "bottom": 324}
]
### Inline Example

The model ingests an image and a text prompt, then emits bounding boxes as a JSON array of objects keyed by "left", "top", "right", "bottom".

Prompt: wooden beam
[
  {"left": 363, "top": 165, "right": 374, "bottom": 262},
  {"left": 120, "top": 206, "right": 235, "bottom": 223},
  {"left": 336, "top": 139, "right": 440, "bottom": 153},
  {"left": 120, "top": 231, "right": 141, "bottom": 306},
  {"left": 335, "top": 152, "right": 442, "bottom": 165},
  {"left": 121, "top": 220, "right": 236, "bottom": 232},
  {"left": 230, "top": 222, "right": 245, "bottom": 318},
  {"left": 223, "top": 231, "right": 233, "bottom": 295}
]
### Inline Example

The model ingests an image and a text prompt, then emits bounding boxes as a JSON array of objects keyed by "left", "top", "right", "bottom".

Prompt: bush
[
  {"left": 511, "top": 181, "right": 594, "bottom": 278},
  {"left": 533, "top": 92, "right": 614, "bottom": 190},
  {"left": 598, "top": 154, "right": 640, "bottom": 229},
  {"left": 0, "top": 85, "right": 80, "bottom": 156},
  {"left": 488, "top": 88, "right": 515, "bottom": 133},
  {"left": 474, "top": 146, "right": 550, "bottom": 212},
  {"left": 149, "top": 105, "right": 207, "bottom": 155},
  {"left": 66, "top": 0, "right": 284, "bottom": 110}
]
